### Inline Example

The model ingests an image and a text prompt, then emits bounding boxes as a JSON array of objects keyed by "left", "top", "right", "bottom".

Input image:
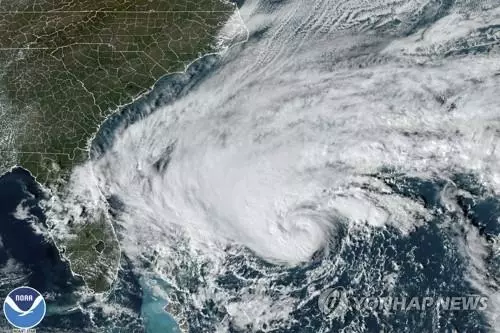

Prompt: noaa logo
[{"left": 3, "top": 286, "right": 46, "bottom": 329}]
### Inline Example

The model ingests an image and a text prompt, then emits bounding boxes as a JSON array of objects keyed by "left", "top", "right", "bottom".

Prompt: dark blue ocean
[
  {"left": 1, "top": 166, "right": 498, "bottom": 332},
  {"left": 0, "top": 2, "right": 498, "bottom": 328},
  {"left": 0, "top": 168, "right": 145, "bottom": 332},
  {"left": 0, "top": 167, "right": 89, "bottom": 331}
]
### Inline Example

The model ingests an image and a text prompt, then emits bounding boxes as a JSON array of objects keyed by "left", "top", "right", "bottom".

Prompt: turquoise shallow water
[{"left": 140, "top": 279, "right": 181, "bottom": 333}]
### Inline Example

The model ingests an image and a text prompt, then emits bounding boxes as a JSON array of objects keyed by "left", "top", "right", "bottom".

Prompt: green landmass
[
  {"left": 0, "top": 0, "right": 235, "bottom": 292},
  {"left": 0, "top": 0, "right": 234, "bottom": 183},
  {"left": 63, "top": 212, "right": 120, "bottom": 293}
]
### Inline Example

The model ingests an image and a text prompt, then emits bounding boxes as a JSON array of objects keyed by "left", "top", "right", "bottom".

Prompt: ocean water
[
  {"left": 0, "top": 167, "right": 498, "bottom": 332},
  {"left": 2, "top": 0, "right": 500, "bottom": 331},
  {"left": 0, "top": 43, "right": 220, "bottom": 333},
  {"left": 141, "top": 278, "right": 181, "bottom": 333},
  {"left": 0, "top": 169, "right": 147, "bottom": 332},
  {"left": 0, "top": 168, "right": 89, "bottom": 331}
]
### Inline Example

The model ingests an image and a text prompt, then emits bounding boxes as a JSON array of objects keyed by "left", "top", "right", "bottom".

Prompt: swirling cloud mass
[{"left": 50, "top": 0, "right": 500, "bottom": 331}]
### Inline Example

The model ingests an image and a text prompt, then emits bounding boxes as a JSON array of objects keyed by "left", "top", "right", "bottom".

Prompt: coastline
[{"left": 0, "top": 2, "right": 249, "bottom": 331}]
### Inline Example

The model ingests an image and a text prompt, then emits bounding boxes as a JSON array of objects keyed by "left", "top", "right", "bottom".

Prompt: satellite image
[{"left": 0, "top": 0, "right": 499, "bottom": 332}]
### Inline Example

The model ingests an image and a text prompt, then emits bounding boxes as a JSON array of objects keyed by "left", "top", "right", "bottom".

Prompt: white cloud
[{"left": 46, "top": 0, "right": 500, "bottom": 330}]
